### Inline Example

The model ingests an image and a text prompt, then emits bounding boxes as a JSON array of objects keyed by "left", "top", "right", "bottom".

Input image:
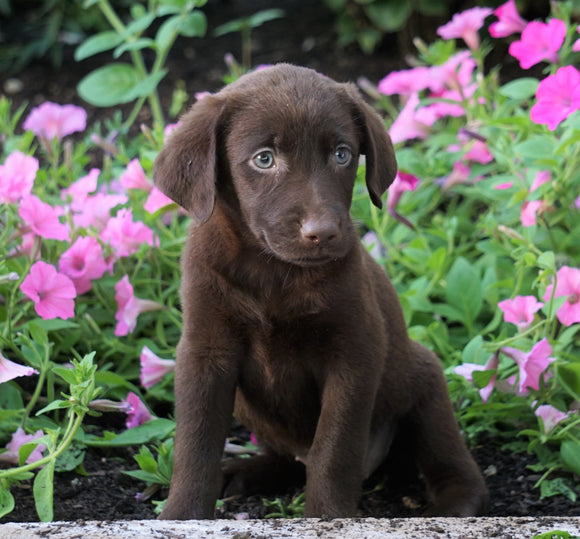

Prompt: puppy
[{"left": 153, "top": 64, "right": 488, "bottom": 520}]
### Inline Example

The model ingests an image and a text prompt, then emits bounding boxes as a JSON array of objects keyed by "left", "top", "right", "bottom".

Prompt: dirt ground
[{"left": 1, "top": 0, "right": 577, "bottom": 525}]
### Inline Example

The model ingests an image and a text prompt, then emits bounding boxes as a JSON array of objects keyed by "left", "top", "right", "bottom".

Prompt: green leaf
[
  {"left": 561, "top": 440, "right": 580, "bottom": 476},
  {"left": 0, "top": 483, "right": 15, "bottom": 519},
  {"left": 77, "top": 63, "right": 141, "bottom": 107},
  {"left": 34, "top": 460, "right": 55, "bottom": 522},
  {"left": 156, "top": 15, "right": 182, "bottom": 51},
  {"left": 28, "top": 321, "right": 48, "bottom": 350},
  {"left": 125, "top": 69, "right": 168, "bottom": 101},
  {"left": 134, "top": 447, "right": 158, "bottom": 473},
  {"left": 514, "top": 135, "right": 556, "bottom": 161},
  {"left": 52, "top": 366, "right": 77, "bottom": 385},
  {"left": 555, "top": 363, "right": 580, "bottom": 401},
  {"left": 445, "top": 257, "right": 483, "bottom": 326},
  {"left": 0, "top": 383, "right": 24, "bottom": 410},
  {"left": 113, "top": 38, "right": 156, "bottom": 58},
  {"left": 36, "top": 399, "right": 70, "bottom": 416},
  {"left": 123, "top": 13, "right": 156, "bottom": 38},
  {"left": 75, "top": 31, "right": 124, "bottom": 61},
  {"left": 364, "top": 0, "right": 412, "bottom": 32},
  {"left": 499, "top": 78, "right": 539, "bottom": 100},
  {"left": 122, "top": 469, "right": 161, "bottom": 483},
  {"left": 89, "top": 419, "right": 175, "bottom": 446},
  {"left": 461, "top": 335, "right": 485, "bottom": 365},
  {"left": 179, "top": 11, "right": 207, "bottom": 37}
]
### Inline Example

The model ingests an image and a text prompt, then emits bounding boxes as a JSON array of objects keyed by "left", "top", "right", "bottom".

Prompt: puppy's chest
[{"left": 240, "top": 318, "right": 332, "bottom": 404}]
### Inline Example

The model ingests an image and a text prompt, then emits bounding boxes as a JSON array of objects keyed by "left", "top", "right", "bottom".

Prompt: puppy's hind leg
[
  {"left": 406, "top": 342, "right": 489, "bottom": 516},
  {"left": 222, "top": 451, "right": 306, "bottom": 499}
]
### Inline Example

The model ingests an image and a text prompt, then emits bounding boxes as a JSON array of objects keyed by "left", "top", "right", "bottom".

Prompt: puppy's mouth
[{"left": 260, "top": 231, "right": 345, "bottom": 268}]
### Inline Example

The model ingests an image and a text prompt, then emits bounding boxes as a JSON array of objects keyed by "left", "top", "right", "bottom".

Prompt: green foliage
[
  {"left": 75, "top": 0, "right": 208, "bottom": 129},
  {"left": 263, "top": 492, "right": 305, "bottom": 518}
]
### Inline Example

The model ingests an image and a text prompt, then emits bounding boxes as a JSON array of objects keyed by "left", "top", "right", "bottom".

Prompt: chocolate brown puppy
[{"left": 153, "top": 64, "right": 488, "bottom": 520}]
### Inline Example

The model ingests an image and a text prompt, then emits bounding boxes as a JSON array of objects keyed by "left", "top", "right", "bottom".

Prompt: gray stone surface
[{"left": 1, "top": 517, "right": 579, "bottom": 539}]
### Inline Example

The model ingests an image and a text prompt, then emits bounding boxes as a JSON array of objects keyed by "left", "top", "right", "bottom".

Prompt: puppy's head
[{"left": 154, "top": 64, "right": 397, "bottom": 266}]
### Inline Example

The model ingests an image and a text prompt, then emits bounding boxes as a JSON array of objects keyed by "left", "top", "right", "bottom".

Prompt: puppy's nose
[{"left": 301, "top": 217, "right": 340, "bottom": 246}]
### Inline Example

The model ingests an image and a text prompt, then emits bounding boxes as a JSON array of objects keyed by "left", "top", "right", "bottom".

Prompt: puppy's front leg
[
  {"left": 303, "top": 358, "right": 378, "bottom": 518},
  {"left": 159, "top": 324, "right": 240, "bottom": 520}
]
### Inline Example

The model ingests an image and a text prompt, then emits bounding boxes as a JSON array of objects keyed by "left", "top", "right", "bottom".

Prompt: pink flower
[
  {"left": 520, "top": 200, "right": 544, "bottom": 227},
  {"left": 453, "top": 353, "right": 499, "bottom": 403},
  {"left": 437, "top": 7, "right": 493, "bottom": 50},
  {"left": 494, "top": 181, "right": 513, "bottom": 190},
  {"left": 389, "top": 93, "right": 437, "bottom": 144},
  {"left": 574, "top": 26, "right": 580, "bottom": 52},
  {"left": 509, "top": 19, "right": 566, "bottom": 69},
  {"left": 576, "top": 194, "right": 580, "bottom": 209},
  {"left": 62, "top": 168, "right": 100, "bottom": 206},
  {"left": 58, "top": 236, "right": 108, "bottom": 294},
  {"left": 489, "top": 0, "right": 527, "bottom": 38},
  {"left": 530, "top": 66, "right": 580, "bottom": 131},
  {"left": 124, "top": 392, "right": 153, "bottom": 429},
  {"left": 164, "top": 122, "right": 181, "bottom": 139},
  {"left": 144, "top": 187, "right": 174, "bottom": 214},
  {"left": 501, "top": 338, "right": 555, "bottom": 394},
  {"left": 387, "top": 172, "right": 419, "bottom": 228},
  {"left": 0, "top": 151, "right": 38, "bottom": 204},
  {"left": 534, "top": 404, "right": 569, "bottom": 434},
  {"left": 378, "top": 67, "right": 431, "bottom": 97},
  {"left": 530, "top": 170, "right": 551, "bottom": 192},
  {"left": 114, "top": 275, "right": 162, "bottom": 336},
  {"left": 440, "top": 161, "right": 471, "bottom": 190},
  {"left": 120, "top": 159, "right": 152, "bottom": 192},
  {"left": 463, "top": 141, "right": 493, "bottom": 164},
  {"left": 498, "top": 295, "right": 544, "bottom": 329},
  {"left": 18, "top": 195, "right": 70, "bottom": 241},
  {"left": 72, "top": 193, "right": 128, "bottom": 231},
  {"left": 20, "top": 261, "right": 76, "bottom": 320},
  {"left": 100, "top": 208, "right": 156, "bottom": 259},
  {"left": 140, "top": 346, "right": 176, "bottom": 389},
  {"left": 429, "top": 51, "right": 476, "bottom": 94},
  {"left": 23, "top": 102, "right": 87, "bottom": 140},
  {"left": 543, "top": 266, "right": 580, "bottom": 326},
  {"left": 0, "top": 351, "right": 38, "bottom": 384},
  {"left": 0, "top": 427, "right": 45, "bottom": 465}
]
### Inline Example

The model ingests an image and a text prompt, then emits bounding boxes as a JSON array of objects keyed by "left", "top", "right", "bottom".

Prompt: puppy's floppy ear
[
  {"left": 344, "top": 85, "right": 397, "bottom": 209},
  {"left": 153, "top": 96, "right": 225, "bottom": 223}
]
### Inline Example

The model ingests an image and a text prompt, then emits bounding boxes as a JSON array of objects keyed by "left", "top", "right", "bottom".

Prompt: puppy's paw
[{"left": 424, "top": 483, "right": 489, "bottom": 517}]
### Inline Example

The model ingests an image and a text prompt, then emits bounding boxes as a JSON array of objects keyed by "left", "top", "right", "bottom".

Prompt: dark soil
[{"left": 1, "top": 0, "right": 577, "bottom": 525}]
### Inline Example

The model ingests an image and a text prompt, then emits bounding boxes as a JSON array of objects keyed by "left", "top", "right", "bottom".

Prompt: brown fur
[{"left": 153, "top": 64, "right": 488, "bottom": 520}]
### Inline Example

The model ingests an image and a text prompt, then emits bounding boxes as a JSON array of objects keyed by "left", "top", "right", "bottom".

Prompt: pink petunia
[
  {"left": 463, "top": 141, "right": 493, "bottom": 164},
  {"left": 144, "top": 187, "right": 174, "bottom": 214},
  {"left": 124, "top": 392, "right": 154, "bottom": 429},
  {"left": 494, "top": 181, "right": 513, "bottom": 190},
  {"left": 18, "top": 195, "right": 70, "bottom": 241},
  {"left": 534, "top": 404, "right": 569, "bottom": 434},
  {"left": 453, "top": 352, "right": 499, "bottom": 403},
  {"left": 428, "top": 51, "right": 477, "bottom": 95},
  {"left": 20, "top": 261, "right": 76, "bottom": 320},
  {"left": 119, "top": 159, "right": 152, "bottom": 192},
  {"left": 114, "top": 275, "right": 162, "bottom": 336},
  {"left": 440, "top": 161, "right": 471, "bottom": 191},
  {"left": 0, "top": 151, "right": 38, "bottom": 204},
  {"left": 437, "top": 7, "right": 493, "bottom": 50},
  {"left": 23, "top": 102, "right": 87, "bottom": 140},
  {"left": 72, "top": 192, "right": 128, "bottom": 231},
  {"left": 62, "top": 168, "right": 100, "bottom": 207},
  {"left": 543, "top": 266, "right": 580, "bottom": 326},
  {"left": 58, "top": 236, "right": 108, "bottom": 294},
  {"left": 0, "top": 427, "right": 46, "bottom": 465},
  {"left": 378, "top": 67, "right": 432, "bottom": 97},
  {"left": 140, "top": 346, "right": 176, "bottom": 389},
  {"left": 509, "top": 19, "right": 566, "bottom": 69},
  {"left": 100, "top": 208, "right": 156, "bottom": 259},
  {"left": 498, "top": 295, "right": 544, "bottom": 329},
  {"left": 501, "top": 338, "right": 555, "bottom": 394},
  {"left": 489, "top": 0, "right": 527, "bottom": 38},
  {"left": 574, "top": 25, "right": 580, "bottom": 52},
  {"left": 0, "top": 351, "right": 38, "bottom": 384},
  {"left": 389, "top": 93, "right": 437, "bottom": 144},
  {"left": 520, "top": 200, "right": 544, "bottom": 227},
  {"left": 530, "top": 65, "right": 580, "bottom": 131},
  {"left": 530, "top": 170, "right": 551, "bottom": 192}
]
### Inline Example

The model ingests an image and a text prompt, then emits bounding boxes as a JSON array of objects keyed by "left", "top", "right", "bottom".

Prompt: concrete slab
[{"left": 1, "top": 517, "right": 579, "bottom": 539}]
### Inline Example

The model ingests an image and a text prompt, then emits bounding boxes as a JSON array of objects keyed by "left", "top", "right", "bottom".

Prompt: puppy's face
[
  {"left": 153, "top": 65, "right": 398, "bottom": 268},
  {"left": 224, "top": 88, "right": 361, "bottom": 266}
]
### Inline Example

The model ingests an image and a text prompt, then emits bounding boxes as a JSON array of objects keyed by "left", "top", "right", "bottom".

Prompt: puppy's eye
[
  {"left": 252, "top": 150, "right": 275, "bottom": 169},
  {"left": 335, "top": 145, "right": 352, "bottom": 166}
]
